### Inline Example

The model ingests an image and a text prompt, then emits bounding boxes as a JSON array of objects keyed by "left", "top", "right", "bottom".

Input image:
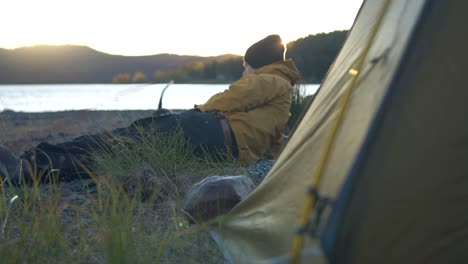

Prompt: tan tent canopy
[{"left": 209, "top": 0, "right": 468, "bottom": 263}]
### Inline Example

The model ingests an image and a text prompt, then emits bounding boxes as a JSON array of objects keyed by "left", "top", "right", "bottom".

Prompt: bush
[{"left": 288, "top": 84, "right": 310, "bottom": 132}]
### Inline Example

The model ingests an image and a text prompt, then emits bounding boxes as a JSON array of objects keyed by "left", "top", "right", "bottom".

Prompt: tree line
[{"left": 114, "top": 30, "right": 348, "bottom": 84}]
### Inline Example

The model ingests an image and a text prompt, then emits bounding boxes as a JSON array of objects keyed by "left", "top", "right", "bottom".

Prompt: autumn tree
[
  {"left": 112, "top": 73, "right": 131, "bottom": 83},
  {"left": 133, "top": 71, "right": 147, "bottom": 83}
]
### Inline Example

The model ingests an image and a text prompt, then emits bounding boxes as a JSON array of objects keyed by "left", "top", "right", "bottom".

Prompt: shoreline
[{"left": 0, "top": 109, "right": 157, "bottom": 154}]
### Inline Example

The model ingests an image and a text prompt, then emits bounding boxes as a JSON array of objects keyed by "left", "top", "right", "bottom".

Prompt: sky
[{"left": 0, "top": 0, "right": 363, "bottom": 57}]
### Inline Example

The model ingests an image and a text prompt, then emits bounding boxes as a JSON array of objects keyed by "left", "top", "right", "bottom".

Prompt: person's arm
[{"left": 195, "top": 76, "right": 289, "bottom": 113}]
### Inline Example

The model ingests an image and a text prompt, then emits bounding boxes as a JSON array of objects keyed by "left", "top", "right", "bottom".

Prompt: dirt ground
[{"left": 0, "top": 109, "right": 155, "bottom": 155}]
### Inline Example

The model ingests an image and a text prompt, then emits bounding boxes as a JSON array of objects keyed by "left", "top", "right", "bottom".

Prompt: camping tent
[{"left": 210, "top": 0, "right": 468, "bottom": 263}]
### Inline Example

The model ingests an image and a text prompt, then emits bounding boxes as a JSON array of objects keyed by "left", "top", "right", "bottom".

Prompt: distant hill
[
  {"left": 0, "top": 31, "right": 348, "bottom": 84},
  {"left": 0, "top": 45, "right": 237, "bottom": 84},
  {"left": 287, "top": 30, "right": 349, "bottom": 82}
]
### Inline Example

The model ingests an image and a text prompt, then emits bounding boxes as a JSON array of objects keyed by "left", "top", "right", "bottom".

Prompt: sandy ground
[{"left": 0, "top": 109, "right": 156, "bottom": 155}]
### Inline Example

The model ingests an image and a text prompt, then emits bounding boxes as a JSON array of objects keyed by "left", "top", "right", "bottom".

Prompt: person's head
[{"left": 243, "top": 34, "right": 286, "bottom": 76}]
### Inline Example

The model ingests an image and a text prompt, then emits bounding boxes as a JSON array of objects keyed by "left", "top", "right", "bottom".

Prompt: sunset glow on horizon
[{"left": 1, "top": 0, "right": 363, "bottom": 56}]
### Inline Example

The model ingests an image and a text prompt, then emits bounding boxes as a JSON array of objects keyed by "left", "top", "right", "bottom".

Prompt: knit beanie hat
[{"left": 244, "top": 35, "right": 285, "bottom": 69}]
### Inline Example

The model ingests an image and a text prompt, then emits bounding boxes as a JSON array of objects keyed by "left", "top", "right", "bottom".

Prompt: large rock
[{"left": 183, "top": 175, "right": 256, "bottom": 224}]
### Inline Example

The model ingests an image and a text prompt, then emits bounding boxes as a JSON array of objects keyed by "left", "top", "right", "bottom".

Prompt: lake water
[{"left": 0, "top": 83, "right": 320, "bottom": 112}]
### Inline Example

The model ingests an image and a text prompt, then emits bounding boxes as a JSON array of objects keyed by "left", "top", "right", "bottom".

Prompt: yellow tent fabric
[
  {"left": 323, "top": 1, "right": 468, "bottom": 263},
  {"left": 208, "top": 0, "right": 436, "bottom": 262}
]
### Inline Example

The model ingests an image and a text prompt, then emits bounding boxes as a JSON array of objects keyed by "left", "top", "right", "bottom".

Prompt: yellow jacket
[{"left": 195, "top": 60, "right": 301, "bottom": 164}]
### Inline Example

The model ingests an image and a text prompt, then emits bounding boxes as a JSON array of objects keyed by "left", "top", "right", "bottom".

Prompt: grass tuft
[{"left": 0, "top": 126, "right": 247, "bottom": 263}]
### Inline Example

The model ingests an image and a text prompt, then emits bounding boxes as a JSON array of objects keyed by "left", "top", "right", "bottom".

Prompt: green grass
[
  {"left": 287, "top": 83, "right": 310, "bottom": 133},
  {"left": 0, "top": 125, "right": 247, "bottom": 263}
]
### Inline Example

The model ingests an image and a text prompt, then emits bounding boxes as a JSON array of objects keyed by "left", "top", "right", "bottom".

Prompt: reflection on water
[{"left": 0, "top": 83, "right": 319, "bottom": 112}]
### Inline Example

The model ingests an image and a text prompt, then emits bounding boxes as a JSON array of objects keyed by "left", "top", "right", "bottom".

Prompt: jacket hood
[{"left": 254, "top": 59, "right": 301, "bottom": 85}]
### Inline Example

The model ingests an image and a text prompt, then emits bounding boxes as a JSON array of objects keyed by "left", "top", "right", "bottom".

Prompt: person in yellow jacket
[
  {"left": 196, "top": 35, "right": 301, "bottom": 163},
  {"left": 0, "top": 35, "right": 300, "bottom": 184}
]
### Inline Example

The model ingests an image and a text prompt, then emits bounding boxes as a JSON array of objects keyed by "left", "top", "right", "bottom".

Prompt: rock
[{"left": 183, "top": 175, "right": 255, "bottom": 224}]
